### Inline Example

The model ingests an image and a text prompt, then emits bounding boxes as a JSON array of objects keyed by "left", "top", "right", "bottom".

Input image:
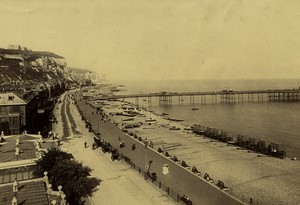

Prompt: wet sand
[{"left": 96, "top": 99, "right": 300, "bottom": 205}]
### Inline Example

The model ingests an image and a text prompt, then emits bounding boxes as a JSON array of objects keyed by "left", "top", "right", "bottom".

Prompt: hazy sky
[{"left": 1, "top": 0, "right": 300, "bottom": 81}]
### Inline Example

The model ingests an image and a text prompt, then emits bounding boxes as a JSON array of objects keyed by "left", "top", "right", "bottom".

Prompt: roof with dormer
[{"left": 0, "top": 92, "right": 26, "bottom": 106}]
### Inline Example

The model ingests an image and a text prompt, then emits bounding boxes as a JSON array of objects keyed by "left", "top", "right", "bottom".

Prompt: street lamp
[
  {"left": 97, "top": 119, "right": 100, "bottom": 136},
  {"left": 144, "top": 140, "right": 153, "bottom": 180}
]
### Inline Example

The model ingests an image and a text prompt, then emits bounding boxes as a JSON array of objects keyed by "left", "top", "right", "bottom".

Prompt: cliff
[{"left": 0, "top": 48, "right": 70, "bottom": 85}]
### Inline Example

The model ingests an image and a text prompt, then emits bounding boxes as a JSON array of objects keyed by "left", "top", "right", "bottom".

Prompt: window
[
  {"left": 11, "top": 117, "right": 19, "bottom": 126},
  {"left": 10, "top": 106, "right": 20, "bottom": 112},
  {"left": 0, "top": 107, "right": 6, "bottom": 115}
]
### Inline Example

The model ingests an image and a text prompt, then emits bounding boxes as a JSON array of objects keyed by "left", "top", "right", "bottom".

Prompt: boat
[
  {"left": 165, "top": 117, "right": 184, "bottom": 122},
  {"left": 145, "top": 119, "right": 156, "bottom": 122},
  {"left": 162, "top": 112, "right": 169, "bottom": 116},
  {"left": 122, "top": 118, "right": 134, "bottom": 121},
  {"left": 184, "top": 127, "right": 193, "bottom": 131},
  {"left": 121, "top": 112, "right": 136, "bottom": 117},
  {"left": 192, "top": 107, "right": 199, "bottom": 111},
  {"left": 169, "top": 126, "right": 180, "bottom": 130}
]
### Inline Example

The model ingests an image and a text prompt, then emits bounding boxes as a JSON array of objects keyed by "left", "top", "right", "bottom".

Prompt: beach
[{"left": 83, "top": 94, "right": 300, "bottom": 205}]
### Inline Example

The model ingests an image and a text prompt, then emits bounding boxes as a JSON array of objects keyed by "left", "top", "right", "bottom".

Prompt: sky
[{"left": 0, "top": 0, "right": 300, "bottom": 81}]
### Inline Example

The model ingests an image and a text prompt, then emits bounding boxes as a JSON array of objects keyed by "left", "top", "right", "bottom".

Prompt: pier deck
[{"left": 94, "top": 89, "right": 300, "bottom": 104}]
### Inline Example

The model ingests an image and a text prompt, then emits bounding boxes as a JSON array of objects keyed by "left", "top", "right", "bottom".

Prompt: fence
[{"left": 122, "top": 153, "right": 190, "bottom": 204}]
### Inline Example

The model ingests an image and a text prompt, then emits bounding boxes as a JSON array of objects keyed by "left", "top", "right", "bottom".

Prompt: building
[
  {"left": 0, "top": 133, "right": 65, "bottom": 205},
  {"left": 0, "top": 93, "right": 26, "bottom": 135}
]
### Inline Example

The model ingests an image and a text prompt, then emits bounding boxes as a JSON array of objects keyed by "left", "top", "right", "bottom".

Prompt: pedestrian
[
  {"left": 249, "top": 198, "right": 253, "bottom": 205},
  {"left": 132, "top": 143, "right": 136, "bottom": 150},
  {"left": 84, "top": 141, "right": 87, "bottom": 148}
]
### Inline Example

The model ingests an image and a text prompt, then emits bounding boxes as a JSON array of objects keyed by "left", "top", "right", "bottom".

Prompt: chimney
[
  {"left": 12, "top": 180, "right": 19, "bottom": 192},
  {"left": 35, "top": 141, "right": 40, "bottom": 150},
  {"left": 46, "top": 184, "right": 53, "bottom": 195},
  {"left": 61, "top": 194, "right": 67, "bottom": 205},
  {"left": 43, "top": 171, "right": 49, "bottom": 185},
  {"left": 15, "top": 146, "right": 20, "bottom": 156},
  {"left": 57, "top": 185, "right": 63, "bottom": 197},
  {"left": 11, "top": 195, "right": 17, "bottom": 205},
  {"left": 15, "top": 138, "right": 20, "bottom": 146},
  {"left": 38, "top": 131, "right": 44, "bottom": 143}
]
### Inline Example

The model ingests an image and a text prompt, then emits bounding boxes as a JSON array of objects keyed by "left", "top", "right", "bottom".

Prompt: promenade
[
  {"left": 52, "top": 91, "right": 177, "bottom": 205},
  {"left": 75, "top": 93, "right": 244, "bottom": 205}
]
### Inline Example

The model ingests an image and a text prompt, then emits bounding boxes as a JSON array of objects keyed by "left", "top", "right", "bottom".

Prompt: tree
[
  {"left": 34, "top": 147, "right": 101, "bottom": 205},
  {"left": 33, "top": 147, "right": 73, "bottom": 177}
]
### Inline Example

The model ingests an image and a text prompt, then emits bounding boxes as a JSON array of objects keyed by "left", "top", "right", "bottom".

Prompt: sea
[{"left": 107, "top": 79, "right": 300, "bottom": 159}]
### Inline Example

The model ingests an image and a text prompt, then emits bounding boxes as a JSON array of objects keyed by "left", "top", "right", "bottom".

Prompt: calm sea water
[{"left": 109, "top": 79, "right": 300, "bottom": 158}]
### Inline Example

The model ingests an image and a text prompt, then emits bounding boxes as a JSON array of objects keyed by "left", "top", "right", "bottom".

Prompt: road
[{"left": 53, "top": 90, "right": 177, "bottom": 205}]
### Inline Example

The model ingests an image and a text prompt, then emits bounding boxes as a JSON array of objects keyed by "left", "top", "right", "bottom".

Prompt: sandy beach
[{"left": 88, "top": 96, "right": 300, "bottom": 205}]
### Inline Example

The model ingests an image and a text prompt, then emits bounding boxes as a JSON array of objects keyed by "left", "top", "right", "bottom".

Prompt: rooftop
[
  {"left": 0, "top": 134, "right": 56, "bottom": 164},
  {"left": 0, "top": 92, "right": 26, "bottom": 106},
  {"left": 0, "top": 180, "right": 49, "bottom": 205}
]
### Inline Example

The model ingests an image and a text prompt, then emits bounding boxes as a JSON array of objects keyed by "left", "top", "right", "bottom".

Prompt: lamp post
[
  {"left": 144, "top": 146, "right": 148, "bottom": 180},
  {"left": 97, "top": 119, "right": 100, "bottom": 136},
  {"left": 144, "top": 141, "right": 153, "bottom": 180}
]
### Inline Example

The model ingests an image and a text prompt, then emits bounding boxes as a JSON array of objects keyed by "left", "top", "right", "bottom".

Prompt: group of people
[{"left": 181, "top": 195, "right": 193, "bottom": 205}]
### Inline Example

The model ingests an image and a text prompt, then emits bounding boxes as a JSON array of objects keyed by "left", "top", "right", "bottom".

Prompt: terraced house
[{"left": 0, "top": 93, "right": 26, "bottom": 135}]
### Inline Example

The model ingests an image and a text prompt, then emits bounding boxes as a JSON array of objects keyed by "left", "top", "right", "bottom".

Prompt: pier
[{"left": 94, "top": 89, "right": 300, "bottom": 104}]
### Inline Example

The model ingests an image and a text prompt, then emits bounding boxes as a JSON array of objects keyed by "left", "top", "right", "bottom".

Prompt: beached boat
[
  {"left": 121, "top": 112, "right": 136, "bottom": 117},
  {"left": 165, "top": 117, "right": 184, "bottom": 122},
  {"left": 169, "top": 126, "right": 180, "bottom": 130},
  {"left": 124, "top": 123, "right": 140, "bottom": 129},
  {"left": 184, "top": 127, "right": 193, "bottom": 131},
  {"left": 145, "top": 119, "right": 156, "bottom": 122},
  {"left": 122, "top": 118, "right": 134, "bottom": 121},
  {"left": 162, "top": 112, "right": 169, "bottom": 116}
]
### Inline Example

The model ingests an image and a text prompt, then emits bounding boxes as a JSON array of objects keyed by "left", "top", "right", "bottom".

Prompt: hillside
[
  {"left": 69, "top": 67, "right": 91, "bottom": 74},
  {"left": 0, "top": 47, "right": 70, "bottom": 85}
]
